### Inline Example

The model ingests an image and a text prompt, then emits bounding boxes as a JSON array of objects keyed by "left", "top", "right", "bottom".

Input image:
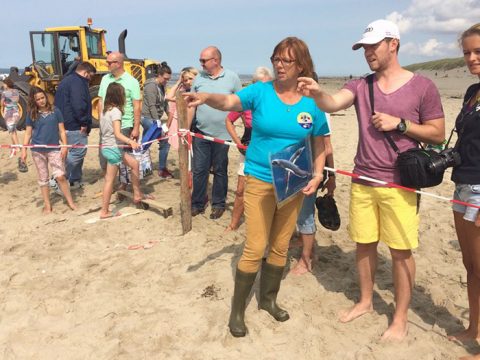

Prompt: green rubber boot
[
  {"left": 228, "top": 268, "right": 257, "bottom": 337},
  {"left": 259, "top": 261, "right": 289, "bottom": 322}
]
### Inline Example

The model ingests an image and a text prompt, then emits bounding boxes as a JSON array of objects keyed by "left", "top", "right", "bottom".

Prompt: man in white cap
[{"left": 297, "top": 19, "right": 445, "bottom": 340}]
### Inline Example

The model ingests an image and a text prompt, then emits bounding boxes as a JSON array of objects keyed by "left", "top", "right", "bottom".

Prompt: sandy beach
[{"left": 0, "top": 69, "right": 479, "bottom": 359}]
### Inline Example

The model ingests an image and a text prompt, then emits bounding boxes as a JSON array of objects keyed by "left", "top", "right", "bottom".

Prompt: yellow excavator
[{"left": 1, "top": 19, "right": 160, "bottom": 129}]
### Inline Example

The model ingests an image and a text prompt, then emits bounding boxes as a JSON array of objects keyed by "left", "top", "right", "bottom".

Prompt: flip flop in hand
[{"left": 315, "top": 194, "right": 341, "bottom": 231}]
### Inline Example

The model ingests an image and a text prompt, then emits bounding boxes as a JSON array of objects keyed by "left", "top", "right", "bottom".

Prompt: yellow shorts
[{"left": 348, "top": 183, "right": 419, "bottom": 250}]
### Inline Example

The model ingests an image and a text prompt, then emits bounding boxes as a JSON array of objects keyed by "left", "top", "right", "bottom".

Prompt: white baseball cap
[{"left": 352, "top": 19, "right": 400, "bottom": 50}]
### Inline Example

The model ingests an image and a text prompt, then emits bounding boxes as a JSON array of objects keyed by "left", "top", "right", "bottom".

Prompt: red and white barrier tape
[
  {"left": 326, "top": 166, "right": 480, "bottom": 210},
  {"left": 186, "top": 130, "right": 247, "bottom": 150},
  {"left": 0, "top": 131, "right": 246, "bottom": 150},
  {"left": 0, "top": 133, "right": 175, "bottom": 150},
  {"left": 3, "top": 131, "right": 478, "bottom": 210}
]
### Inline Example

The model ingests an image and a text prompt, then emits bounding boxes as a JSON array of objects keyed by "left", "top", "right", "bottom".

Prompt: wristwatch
[{"left": 396, "top": 118, "right": 407, "bottom": 133}]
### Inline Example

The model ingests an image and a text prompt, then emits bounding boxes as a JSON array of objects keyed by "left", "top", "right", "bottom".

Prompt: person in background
[
  {"left": 1, "top": 78, "right": 27, "bottom": 172},
  {"left": 224, "top": 66, "right": 273, "bottom": 232},
  {"left": 163, "top": 67, "right": 199, "bottom": 173},
  {"left": 54, "top": 61, "right": 96, "bottom": 188},
  {"left": 99, "top": 83, "right": 143, "bottom": 219},
  {"left": 449, "top": 24, "right": 480, "bottom": 360},
  {"left": 290, "top": 116, "right": 336, "bottom": 275},
  {"left": 141, "top": 62, "right": 173, "bottom": 178},
  {"left": 188, "top": 46, "right": 242, "bottom": 219},
  {"left": 184, "top": 37, "right": 330, "bottom": 338},
  {"left": 21, "top": 87, "right": 76, "bottom": 213},
  {"left": 98, "top": 52, "right": 141, "bottom": 183}
]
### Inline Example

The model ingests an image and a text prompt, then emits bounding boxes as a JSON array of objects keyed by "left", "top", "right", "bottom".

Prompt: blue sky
[{"left": 1, "top": 0, "right": 479, "bottom": 76}]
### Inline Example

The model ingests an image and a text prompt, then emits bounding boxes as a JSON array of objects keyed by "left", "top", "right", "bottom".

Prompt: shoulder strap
[{"left": 366, "top": 74, "right": 400, "bottom": 154}]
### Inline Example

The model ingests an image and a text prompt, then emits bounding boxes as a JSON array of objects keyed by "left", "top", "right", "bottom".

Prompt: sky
[{"left": 1, "top": 0, "right": 480, "bottom": 76}]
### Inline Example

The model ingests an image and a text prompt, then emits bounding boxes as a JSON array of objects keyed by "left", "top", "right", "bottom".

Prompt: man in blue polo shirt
[{"left": 189, "top": 46, "right": 242, "bottom": 219}]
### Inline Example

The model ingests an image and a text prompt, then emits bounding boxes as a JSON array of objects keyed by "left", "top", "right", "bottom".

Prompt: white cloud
[
  {"left": 385, "top": 0, "right": 480, "bottom": 58},
  {"left": 402, "top": 38, "right": 458, "bottom": 57},
  {"left": 388, "top": 0, "right": 480, "bottom": 34},
  {"left": 386, "top": 12, "right": 413, "bottom": 33}
]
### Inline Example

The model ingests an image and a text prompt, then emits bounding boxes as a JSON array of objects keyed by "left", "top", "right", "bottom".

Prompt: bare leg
[
  {"left": 290, "top": 233, "right": 314, "bottom": 275},
  {"left": 381, "top": 248, "right": 415, "bottom": 341},
  {"left": 339, "top": 242, "right": 377, "bottom": 322},
  {"left": 459, "top": 355, "right": 480, "bottom": 360},
  {"left": 40, "top": 185, "right": 52, "bottom": 214},
  {"left": 11, "top": 131, "right": 19, "bottom": 149},
  {"left": 226, "top": 175, "right": 245, "bottom": 232},
  {"left": 449, "top": 211, "right": 480, "bottom": 342},
  {"left": 123, "top": 153, "right": 142, "bottom": 202},
  {"left": 56, "top": 175, "right": 77, "bottom": 210},
  {"left": 100, "top": 164, "right": 119, "bottom": 218}
]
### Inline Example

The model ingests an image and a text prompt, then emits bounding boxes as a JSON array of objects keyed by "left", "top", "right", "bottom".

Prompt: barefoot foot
[
  {"left": 99, "top": 211, "right": 113, "bottom": 219},
  {"left": 99, "top": 211, "right": 122, "bottom": 220},
  {"left": 42, "top": 206, "right": 52, "bottom": 215},
  {"left": 339, "top": 303, "right": 373, "bottom": 323},
  {"left": 224, "top": 224, "right": 238, "bottom": 233},
  {"left": 290, "top": 257, "right": 312, "bottom": 275},
  {"left": 381, "top": 321, "right": 408, "bottom": 342},
  {"left": 133, "top": 193, "right": 155, "bottom": 204},
  {"left": 448, "top": 329, "right": 480, "bottom": 343}
]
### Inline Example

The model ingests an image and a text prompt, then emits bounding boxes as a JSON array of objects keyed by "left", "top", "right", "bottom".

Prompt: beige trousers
[{"left": 238, "top": 176, "right": 304, "bottom": 273}]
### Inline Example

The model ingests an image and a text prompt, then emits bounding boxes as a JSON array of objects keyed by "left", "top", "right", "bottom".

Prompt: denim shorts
[
  {"left": 296, "top": 193, "right": 316, "bottom": 234},
  {"left": 453, "top": 184, "right": 480, "bottom": 222}
]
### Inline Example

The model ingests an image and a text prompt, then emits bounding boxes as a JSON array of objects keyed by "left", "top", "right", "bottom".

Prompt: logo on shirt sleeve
[{"left": 297, "top": 112, "right": 313, "bottom": 129}]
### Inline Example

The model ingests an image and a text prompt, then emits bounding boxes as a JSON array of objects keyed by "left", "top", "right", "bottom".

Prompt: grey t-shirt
[{"left": 100, "top": 107, "right": 123, "bottom": 147}]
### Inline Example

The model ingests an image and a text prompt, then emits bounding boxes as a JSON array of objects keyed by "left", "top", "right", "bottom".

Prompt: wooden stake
[{"left": 176, "top": 92, "right": 192, "bottom": 234}]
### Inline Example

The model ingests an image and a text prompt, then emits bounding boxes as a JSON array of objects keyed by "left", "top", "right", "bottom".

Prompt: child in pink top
[{"left": 166, "top": 67, "right": 199, "bottom": 151}]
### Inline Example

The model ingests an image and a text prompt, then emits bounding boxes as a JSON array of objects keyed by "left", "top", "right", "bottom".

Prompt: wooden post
[{"left": 176, "top": 92, "right": 192, "bottom": 234}]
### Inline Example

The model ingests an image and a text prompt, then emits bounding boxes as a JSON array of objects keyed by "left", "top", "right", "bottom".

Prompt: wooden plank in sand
[
  {"left": 176, "top": 91, "right": 192, "bottom": 234},
  {"left": 117, "top": 190, "right": 173, "bottom": 218}
]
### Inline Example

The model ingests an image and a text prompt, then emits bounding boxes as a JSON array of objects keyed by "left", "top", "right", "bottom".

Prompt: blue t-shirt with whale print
[{"left": 237, "top": 81, "right": 330, "bottom": 183}]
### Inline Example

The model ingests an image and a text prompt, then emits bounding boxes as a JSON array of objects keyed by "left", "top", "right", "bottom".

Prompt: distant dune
[{"left": 405, "top": 57, "right": 465, "bottom": 72}]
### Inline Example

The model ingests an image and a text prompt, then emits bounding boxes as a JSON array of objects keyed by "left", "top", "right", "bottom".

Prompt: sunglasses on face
[
  {"left": 199, "top": 58, "right": 214, "bottom": 65},
  {"left": 106, "top": 60, "right": 119, "bottom": 66}
]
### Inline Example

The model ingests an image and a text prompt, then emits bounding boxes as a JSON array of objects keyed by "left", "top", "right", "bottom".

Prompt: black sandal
[
  {"left": 315, "top": 195, "right": 340, "bottom": 231},
  {"left": 18, "top": 158, "right": 28, "bottom": 173}
]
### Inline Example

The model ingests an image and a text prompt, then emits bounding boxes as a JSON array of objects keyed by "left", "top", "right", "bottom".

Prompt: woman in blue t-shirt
[{"left": 184, "top": 37, "right": 330, "bottom": 337}]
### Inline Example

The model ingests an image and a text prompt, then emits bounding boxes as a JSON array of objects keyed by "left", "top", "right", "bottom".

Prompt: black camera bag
[
  {"left": 366, "top": 74, "right": 447, "bottom": 189},
  {"left": 396, "top": 148, "right": 444, "bottom": 188}
]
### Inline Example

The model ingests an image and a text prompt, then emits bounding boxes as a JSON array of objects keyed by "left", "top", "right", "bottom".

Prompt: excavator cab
[
  {"left": 1, "top": 20, "right": 160, "bottom": 130},
  {"left": 30, "top": 31, "right": 83, "bottom": 79}
]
